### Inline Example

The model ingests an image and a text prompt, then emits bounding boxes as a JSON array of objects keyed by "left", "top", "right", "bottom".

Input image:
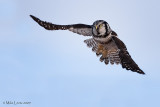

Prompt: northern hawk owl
[{"left": 30, "top": 15, "right": 145, "bottom": 74}]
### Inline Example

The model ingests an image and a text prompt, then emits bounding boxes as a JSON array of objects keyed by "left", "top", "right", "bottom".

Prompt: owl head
[{"left": 92, "top": 20, "right": 112, "bottom": 37}]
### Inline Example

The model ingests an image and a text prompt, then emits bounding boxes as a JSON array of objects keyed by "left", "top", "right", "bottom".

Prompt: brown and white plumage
[
  {"left": 84, "top": 36, "right": 144, "bottom": 74},
  {"left": 30, "top": 15, "right": 145, "bottom": 74},
  {"left": 30, "top": 15, "right": 92, "bottom": 36}
]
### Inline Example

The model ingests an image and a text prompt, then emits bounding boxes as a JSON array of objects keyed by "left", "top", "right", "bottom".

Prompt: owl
[{"left": 30, "top": 15, "right": 145, "bottom": 74}]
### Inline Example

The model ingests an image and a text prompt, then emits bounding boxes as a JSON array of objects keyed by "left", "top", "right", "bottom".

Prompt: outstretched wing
[
  {"left": 30, "top": 15, "right": 92, "bottom": 36},
  {"left": 111, "top": 36, "right": 144, "bottom": 74},
  {"left": 84, "top": 37, "right": 145, "bottom": 74}
]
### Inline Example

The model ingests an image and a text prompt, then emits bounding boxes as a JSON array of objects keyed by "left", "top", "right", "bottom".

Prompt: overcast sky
[{"left": 1, "top": 0, "right": 160, "bottom": 107}]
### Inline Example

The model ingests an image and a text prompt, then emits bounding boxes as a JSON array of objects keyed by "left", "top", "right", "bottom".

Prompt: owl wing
[
  {"left": 30, "top": 15, "right": 92, "bottom": 36},
  {"left": 111, "top": 36, "right": 144, "bottom": 74},
  {"left": 84, "top": 36, "right": 144, "bottom": 74}
]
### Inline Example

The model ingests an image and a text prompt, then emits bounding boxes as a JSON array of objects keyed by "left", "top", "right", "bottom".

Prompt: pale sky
[{"left": 1, "top": 0, "right": 160, "bottom": 107}]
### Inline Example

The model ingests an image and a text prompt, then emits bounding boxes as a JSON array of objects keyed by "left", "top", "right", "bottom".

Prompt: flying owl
[{"left": 30, "top": 15, "right": 145, "bottom": 74}]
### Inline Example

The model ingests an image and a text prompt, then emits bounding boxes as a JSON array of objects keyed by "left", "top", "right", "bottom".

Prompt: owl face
[{"left": 92, "top": 20, "right": 112, "bottom": 37}]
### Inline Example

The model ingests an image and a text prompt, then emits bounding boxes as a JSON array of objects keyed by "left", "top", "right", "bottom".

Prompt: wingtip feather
[{"left": 30, "top": 15, "right": 39, "bottom": 22}]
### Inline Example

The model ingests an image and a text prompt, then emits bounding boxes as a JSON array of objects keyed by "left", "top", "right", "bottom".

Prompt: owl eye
[{"left": 99, "top": 24, "right": 103, "bottom": 29}]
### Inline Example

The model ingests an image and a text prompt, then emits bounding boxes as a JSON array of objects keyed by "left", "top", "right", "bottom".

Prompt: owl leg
[
  {"left": 96, "top": 43, "right": 104, "bottom": 56},
  {"left": 102, "top": 49, "right": 108, "bottom": 58}
]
